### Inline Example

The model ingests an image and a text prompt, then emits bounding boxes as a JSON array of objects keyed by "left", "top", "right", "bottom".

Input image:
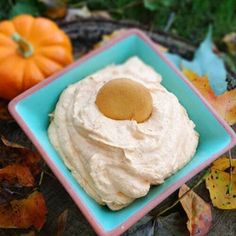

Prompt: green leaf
[
  {"left": 144, "top": 0, "right": 158, "bottom": 10},
  {"left": 9, "top": 0, "right": 44, "bottom": 19},
  {"left": 144, "top": 0, "right": 173, "bottom": 11}
]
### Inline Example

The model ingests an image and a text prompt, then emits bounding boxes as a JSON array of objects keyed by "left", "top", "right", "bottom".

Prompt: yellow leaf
[
  {"left": 183, "top": 69, "right": 236, "bottom": 125},
  {"left": 205, "top": 157, "right": 236, "bottom": 209}
]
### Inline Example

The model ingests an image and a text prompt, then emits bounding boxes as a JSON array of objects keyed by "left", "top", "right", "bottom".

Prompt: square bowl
[{"left": 9, "top": 29, "right": 236, "bottom": 236}]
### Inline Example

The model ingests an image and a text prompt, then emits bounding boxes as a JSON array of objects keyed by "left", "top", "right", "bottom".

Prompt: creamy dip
[{"left": 48, "top": 57, "right": 199, "bottom": 210}]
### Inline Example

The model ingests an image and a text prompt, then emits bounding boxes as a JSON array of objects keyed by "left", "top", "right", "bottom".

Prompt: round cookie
[{"left": 95, "top": 78, "right": 153, "bottom": 123}]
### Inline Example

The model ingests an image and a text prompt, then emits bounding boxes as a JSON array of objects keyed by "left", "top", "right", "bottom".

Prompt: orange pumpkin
[{"left": 0, "top": 15, "right": 73, "bottom": 100}]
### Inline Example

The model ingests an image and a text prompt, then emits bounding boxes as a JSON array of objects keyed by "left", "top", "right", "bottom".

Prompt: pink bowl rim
[{"left": 8, "top": 29, "right": 236, "bottom": 236}]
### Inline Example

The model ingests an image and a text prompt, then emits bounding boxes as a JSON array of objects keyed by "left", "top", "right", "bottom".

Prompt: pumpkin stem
[{"left": 12, "top": 32, "right": 34, "bottom": 58}]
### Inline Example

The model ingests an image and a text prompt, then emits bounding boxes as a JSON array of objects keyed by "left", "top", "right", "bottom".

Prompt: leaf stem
[{"left": 155, "top": 169, "right": 210, "bottom": 218}]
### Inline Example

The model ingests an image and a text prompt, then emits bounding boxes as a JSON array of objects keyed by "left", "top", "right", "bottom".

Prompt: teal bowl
[{"left": 9, "top": 29, "right": 236, "bottom": 236}]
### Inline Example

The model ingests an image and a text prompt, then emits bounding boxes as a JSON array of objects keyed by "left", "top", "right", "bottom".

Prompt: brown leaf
[
  {"left": 0, "top": 183, "right": 33, "bottom": 205},
  {"left": 0, "top": 164, "right": 34, "bottom": 187},
  {"left": 223, "top": 32, "right": 236, "bottom": 55},
  {"left": 205, "top": 157, "right": 236, "bottom": 209},
  {"left": 44, "top": 6, "right": 67, "bottom": 19},
  {"left": 0, "top": 141, "right": 42, "bottom": 176},
  {"left": 0, "top": 191, "right": 47, "bottom": 229},
  {"left": 41, "top": 0, "right": 67, "bottom": 19},
  {"left": 22, "top": 150, "right": 42, "bottom": 177},
  {"left": 179, "top": 184, "right": 212, "bottom": 236},
  {"left": 1, "top": 135, "right": 26, "bottom": 149},
  {"left": 91, "top": 10, "right": 112, "bottom": 19},
  {"left": 53, "top": 209, "right": 68, "bottom": 236}
]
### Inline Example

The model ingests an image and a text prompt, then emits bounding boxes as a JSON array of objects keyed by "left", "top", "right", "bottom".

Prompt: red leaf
[
  {"left": 179, "top": 184, "right": 212, "bottom": 236},
  {"left": 0, "top": 164, "right": 34, "bottom": 187},
  {"left": 22, "top": 150, "right": 42, "bottom": 176},
  {"left": 0, "top": 191, "right": 47, "bottom": 229}
]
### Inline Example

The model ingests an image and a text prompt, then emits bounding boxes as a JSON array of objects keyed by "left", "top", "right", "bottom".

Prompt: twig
[
  {"left": 38, "top": 171, "right": 45, "bottom": 186},
  {"left": 155, "top": 168, "right": 210, "bottom": 218},
  {"left": 227, "top": 150, "right": 233, "bottom": 195}
]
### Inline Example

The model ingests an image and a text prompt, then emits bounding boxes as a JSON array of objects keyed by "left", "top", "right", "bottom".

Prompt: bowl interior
[{"left": 14, "top": 34, "right": 231, "bottom": 232}]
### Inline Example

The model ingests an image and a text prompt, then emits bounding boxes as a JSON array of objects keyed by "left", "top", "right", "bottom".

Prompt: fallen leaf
[
  {"left": 0, "top": 99, "right": 12, "bottom": 120},
  {"left": 22, "top": 150, "right": 42, "bottom": 177},
  {"left": 182, "top": 27, "right": 227, "bottom": 95},
  {"left": 183, "top": 69, "right": 236, "bottom": 125},
  {"left": 0, "top": 182, "right": 33, "bottom": 205},
  {"left": 52, "top": 209, "right": 68, "bottom": 236},
  {"left": 65, "top": 6, "right": 91, "bottom": 21},
  {"left": 42, "top": 0, "right": 67, "bottom": 19},
  {"left": 64, "top": 6, "right": 111, "bottom": 22},
  {"left": 91, "top": 10, "right": 112, "bottom": 19},
  {"left": 0, "top": 164, "right": 34, "bottom": 187},
  {"left": 123, "top": 212, "right": 188, "bottom": 236},
  {"left": 1, "top": 135, "right": 26, "bottom": 149},
  {"left": 167, "top": 28, "right": 227, "bottom": 95},
  {"left": 44, "top": 6, "right": 67, "bottom": 19},
  {"left": 0, "top": 191, "right": 47, "bottom": 229},
  {"left": 179, "top": 184, "right": 212, "bottom": 236},
  {"left": 205, "top": 157, "right": 236, "bottom": 209},
  {"left": 223, "top": 32, "right": 236, "bottom": 56},
  {"left": 154, "top": 212, "right": 189, "bottom": 236},
  {"left": 0, "top": 140, "right": 42, "bottom": 176},
  {"left": 122, "top": 215, "right": 154, "bottom": 236}
]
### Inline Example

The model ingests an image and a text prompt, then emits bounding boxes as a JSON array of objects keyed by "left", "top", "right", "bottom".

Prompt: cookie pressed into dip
[{"left": 48, "top": 57, "right": 199, "bottom": 210}]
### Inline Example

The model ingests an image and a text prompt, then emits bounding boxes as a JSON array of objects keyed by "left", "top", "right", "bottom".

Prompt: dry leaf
[
  {"left": 91, "top": 10, "right": 112, "bottom": 19},
  {"left": 1, "top": 135, "right": 26, "bottom": 149},
  {"left": 223, "top": 32, "right": 236, "bottom": 55},
  {"left": 205, "top": 157, "right": 236, "bottom": 209},
  {"left": 0, "top": 164, "right": 34, "bottom": 187},
  {"left": 183, "top": 69, "right": 236, "bottom": 125},
  {"left": 0, "top": 191, "right": 47, "bottom": 229},
  {"left": 53, "top": 209, "right": 68, "bottom": 236},
  {"left": 22, "top": 150, "right": 42, "bottom": 177},
  {"left": 44, "top": 6, "right": 67, "bottom": 19},
  {"left": 40, "top": 0, "right": 67, "bottom": 19},
  {"left": 65, "top": 6, "right": 111, "bottom": 22},
  {"left": 179, "top": 184, "right": 212, "bottom": 236},
  {"left": 0, "top": 140, "right": 42, "bottom": 177}
]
